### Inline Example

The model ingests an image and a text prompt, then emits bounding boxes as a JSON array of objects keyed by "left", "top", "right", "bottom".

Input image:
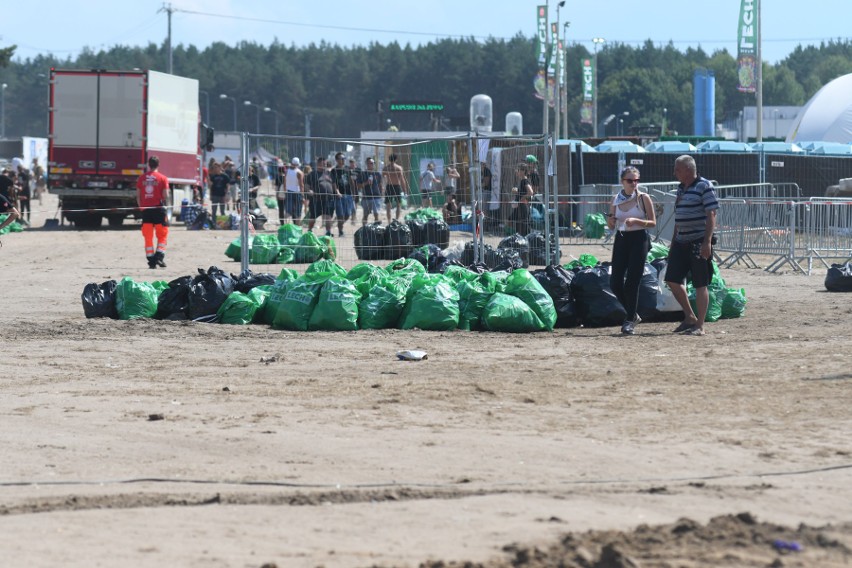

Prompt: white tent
[{"left": 788, "top": 73, "right": 852, "bottom": 144}]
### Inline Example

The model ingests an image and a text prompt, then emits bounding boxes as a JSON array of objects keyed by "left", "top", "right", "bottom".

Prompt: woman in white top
[{"left": 607, "top": 166, "right": 656, "bottom": 335}]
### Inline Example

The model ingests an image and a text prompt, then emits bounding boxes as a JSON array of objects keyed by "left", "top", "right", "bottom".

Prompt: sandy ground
[{"left": 0, "top": 193, "right": 851, "bottom": 567}]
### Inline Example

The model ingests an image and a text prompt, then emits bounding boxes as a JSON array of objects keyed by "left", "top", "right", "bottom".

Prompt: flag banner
[
  {"left": 536, "top": 5, "right": 548, "bottom": 72},
  {"left": 581, "top": 101, "right": 593, "bottom": 125},
  {"left": 582, "top": 58, "right": 594, "bottom": 102},
  {"left": 737, "top": 0, "right": 757, "bottom": 93},
  {"left": 548, "top": 23, "right": 558, "bottom": 77}
]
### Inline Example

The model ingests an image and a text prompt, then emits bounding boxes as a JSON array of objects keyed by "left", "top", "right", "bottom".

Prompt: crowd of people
[{"left": 0, "top": 158, "right": 46, "bottom": 225}]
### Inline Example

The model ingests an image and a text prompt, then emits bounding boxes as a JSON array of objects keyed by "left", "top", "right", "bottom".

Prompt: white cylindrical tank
[
  {"left": 506, "top": 112, "right": 523, "bottom": 135},
  {"left": 470, "top": 94, "right": 493, "bottom": 132}
]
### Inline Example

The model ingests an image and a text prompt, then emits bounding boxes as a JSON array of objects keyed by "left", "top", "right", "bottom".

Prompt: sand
[{"left": 0, "top": 192, "right": 850, "bottom": 567}]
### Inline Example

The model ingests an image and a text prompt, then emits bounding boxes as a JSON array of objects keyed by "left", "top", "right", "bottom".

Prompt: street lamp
[
  {"left": 592, "top": 38, "right": 605, "bottom": 137},
  {"left": 554, "top": 0, "right": 565, "bottom": 142},
  {"left": 0, "top": 83, "right": 7, "bottom": 139},
  {"left": 601, "top": 114, "right": 616, "bottom": 138},
  {"left": 263, "top": 107, "right": 280, "bottom": 135},
  {"left": 219, "top": 93, "right": 237, "bottom": 131},
  {"left": 199, "top": 90, "right": 210, "bottom": 126},
  {"left": 662, "top": 107, "right": 668, "bottom": 137},
  {"left": 617, "top": 111, "right": 630, "bottom": 136},
  {"left": 244, "top": 100, "right": 262, "bottom": 134}
]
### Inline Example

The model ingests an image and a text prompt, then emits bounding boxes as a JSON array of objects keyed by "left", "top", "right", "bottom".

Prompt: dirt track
[{"left": 0, "top": 197, "right": 850, "bottom": 567}]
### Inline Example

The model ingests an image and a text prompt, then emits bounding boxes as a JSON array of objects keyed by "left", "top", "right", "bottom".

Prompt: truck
[{"left": 48, "top": 68, "right": 212, "bottom": 227}]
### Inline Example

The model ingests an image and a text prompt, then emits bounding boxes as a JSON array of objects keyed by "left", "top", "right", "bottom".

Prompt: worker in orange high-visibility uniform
[{"left": 136, "top": 156, "right": 170, "bottom": 269}]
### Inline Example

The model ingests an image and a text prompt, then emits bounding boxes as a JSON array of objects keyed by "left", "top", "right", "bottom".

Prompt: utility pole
[{"left": 159, "top": 3, "right": 174, "bottom": 74}]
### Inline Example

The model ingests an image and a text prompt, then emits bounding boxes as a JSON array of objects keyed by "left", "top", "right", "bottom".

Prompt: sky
[{"left": 3, "top": 0, "right": 851, "bottom": 66}]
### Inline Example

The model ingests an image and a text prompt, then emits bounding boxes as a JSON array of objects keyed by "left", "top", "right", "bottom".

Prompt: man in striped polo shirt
[{"left": 665, "top": 155, "right": 719, "bottom": 336}]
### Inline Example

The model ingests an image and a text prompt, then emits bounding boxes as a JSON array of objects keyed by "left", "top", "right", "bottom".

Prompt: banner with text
[
  {"left": 580, "top": 58, "right": 594, "bottom": 124},
  {"left": 533, "top": 6, "right": 549, "bottom": 101},
  {"left": 736, "top": 0, "right": 757, "bottom": 93}
]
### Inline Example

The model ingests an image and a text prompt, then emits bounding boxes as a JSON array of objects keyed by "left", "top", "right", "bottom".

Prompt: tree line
[{"left": 1, "top": 37, "right": 851, "bottom": 141}]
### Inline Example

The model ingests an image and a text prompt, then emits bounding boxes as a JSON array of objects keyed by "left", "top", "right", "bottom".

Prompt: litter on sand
[{"left": 396, "top": 350, "right": 428, "bottom": 361}]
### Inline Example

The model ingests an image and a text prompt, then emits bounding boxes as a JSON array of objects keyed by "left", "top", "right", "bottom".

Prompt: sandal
[
  {"left": 672, "top": 321, "right": 694, "bottom": 333},
  {"left": 684, "top": 326, "right": 706, "bottom": 336}
]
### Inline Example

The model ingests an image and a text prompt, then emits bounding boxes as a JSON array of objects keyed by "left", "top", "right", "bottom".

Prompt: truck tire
[
  {"left": 107, "top": 215, "right": 125, "bottom": 228},
  {"left": 76, "top": 214, "right": 103, "bottom": 229}
]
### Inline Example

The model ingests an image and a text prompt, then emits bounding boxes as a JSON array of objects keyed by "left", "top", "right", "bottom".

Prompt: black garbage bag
[
  {"left": 354, "top": 223, "right": 386, "bottom": 260},
  {"left": 408, "top": 244, "right": 445, "bottom": 273},
  {"left": 155, "top": 275, "right": 192, "bottom": 320},
  {"left": 233, "top": 269, "right": 276, "bottom": 293},
  {"left": 407, "top": 219, "right": 426, "bottom": 247},
  {"left": 437, "top": 258, "right": 466, "bottom": 274},
  {"left": 81, "top": 280, "right": 119, "bottom": 319},
  {"left": 570, "top": 265, "right": 627, "bottom": 327},
  {"left": 532, "top": 265, "right": 579, "bottom": 328},
  {"left": 385, "top": 219, "right": 414, "bottom": 260},
  {"left": 187, "top": 266, "right": 236, "bottom": 321},
  {"left": 492, "top": 249, "right": 524, "bottom": 272},
  {"left": 467, "top": 262, "right": 489, "bottom": 274},
  {"left": 527, "top": 231, "right": 562, "bottom": 266},
  {"left": 635, "top": 263, "right": 663, "bottom": 322},
  {"left": 498, "top": 233, "right": 530, "bottom": 267},
  {"left": 460, "top": 241, "right": 478, "bottom": 266},
  {"left": 825, "top": 262, "right": 852, "bottom": 292},
  {"left": 424, "top": 218, "right": 451, "bottom": 249}
]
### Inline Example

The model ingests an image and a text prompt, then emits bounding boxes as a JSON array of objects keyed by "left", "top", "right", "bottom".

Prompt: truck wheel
[
  {"left": 107, "top": 215, "right": 125, "bottom": 228},
  {"left": 76, "top": 214, "right": 103, "bottom": 229}
]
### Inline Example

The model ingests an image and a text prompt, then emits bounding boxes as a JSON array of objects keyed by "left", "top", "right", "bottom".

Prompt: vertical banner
[
  {"left": 737, "top": 0, "right": 757, "bottom": 93},
  {"left": 533, "top": 5, "right": 548, "bottom": 100},
  {"left": 580, "top": 58, "right": 594, "bottom": 124}
]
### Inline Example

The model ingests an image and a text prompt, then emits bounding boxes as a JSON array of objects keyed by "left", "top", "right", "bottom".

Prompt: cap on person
[
  {"left": 525, "top": 154, "right": 538, "bottom": 164},
  {"left": 291, "top": 157, "right": 301, "bottom": 166}
]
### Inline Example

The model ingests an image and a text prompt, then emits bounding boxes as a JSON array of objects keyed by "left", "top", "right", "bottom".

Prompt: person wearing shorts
[
  {"left": 358, "top": 157, "right": 383, "bottom": 225},
  {"left": 665, "top": 154, "right": 720, "bottom": 337},
  {"left": 382, "top": 153, "right": 408, "bottom": 224}
]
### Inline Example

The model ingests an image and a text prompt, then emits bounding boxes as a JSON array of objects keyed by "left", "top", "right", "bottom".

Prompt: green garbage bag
[
  {"left": 249, "top": 233, "right": 281, "bottom": 264},
  {"left": 346, "top": 262, "right": 383, "bottom": 282},
  {"left": 248, "top": 285, "right": 272, "bottom": 323},
  {"left": 482, "top": 292, "right": 546, "bottom": 333},
  {"left": 271, "top": 272, "right": 329, "bottom": 330},
  {"left": 263, "top": 279, "right": 291, "bottom": 325},
  {"left": 386, "top": 257, "right": 426, "bottom": 276},
  {"left": 264, "top": 196, "right": 277, "bottom": 209},
  {"left": 115, "top": 277, "right": 159, "bottom": 320},
  {"left": 457, "top": 277, "right": 497, "bottom": 331},
  {"left": 0, "top": 214, "right": 22, "bottom": 235},
  {"left": 349, "top": 264, "right": 386, "bottom": 297},
  {"left": 584, "top": 213, "right": 607, "bottom": 239},
  {"left": 687, "top": 265, "right": 725, "bottom": 323},
  {"left": 358, "top": 275, "right": 408, "bottom": 329},
  {"left": 721, "top": 287, "right": 747, "bottom": 319},
  {"left": 564, "top": 254, "right": 599, "bottom": 270},
  {"left": 647, "top": 242, "right": 670, "bottom": 262},
  {"left": 308, "top": 277, "right": 362, "bottom": 331},
  {"left": 318, "top": 235, "right": 336, "bottom": 260},
  {"left": 306, "top": 258, "right": 346, "bottom": 278},
  {"left": 400, "top": 277, "right": 460, "bottom": 331},
  {"left": 225, "top": 236, "right": 252, "bottom": 261},
  {"left": 277, "top": 223, "right": 302, "bottom": 246},
  {"left": 503, "top": 268, "right": 557, "bottom": 331},
  {"left": 278, "top": 246, "right": 295, "bottom": 264},
  {"left": 443, "top": 265, "right": 479, "bottom": 285},
  {"left": 404, "top": 207, "right": 442, "bottom": 221},
  {"left": 294, "top": 231, "right": 324, "bottom": 264},
  {"left": 217, "top": 291, "right": 259, "bottom": 325},
  {"left": 277, "top": 267, "right": 299, "bottom": 282}
]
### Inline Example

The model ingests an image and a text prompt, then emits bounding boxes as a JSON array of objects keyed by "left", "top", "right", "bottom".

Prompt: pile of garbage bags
[
  {"left": 82, "top": 242, "right": 747, "bottom": 332},
  {"left": 224, "top": 223, "right": 336, "bottom": 265}
]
